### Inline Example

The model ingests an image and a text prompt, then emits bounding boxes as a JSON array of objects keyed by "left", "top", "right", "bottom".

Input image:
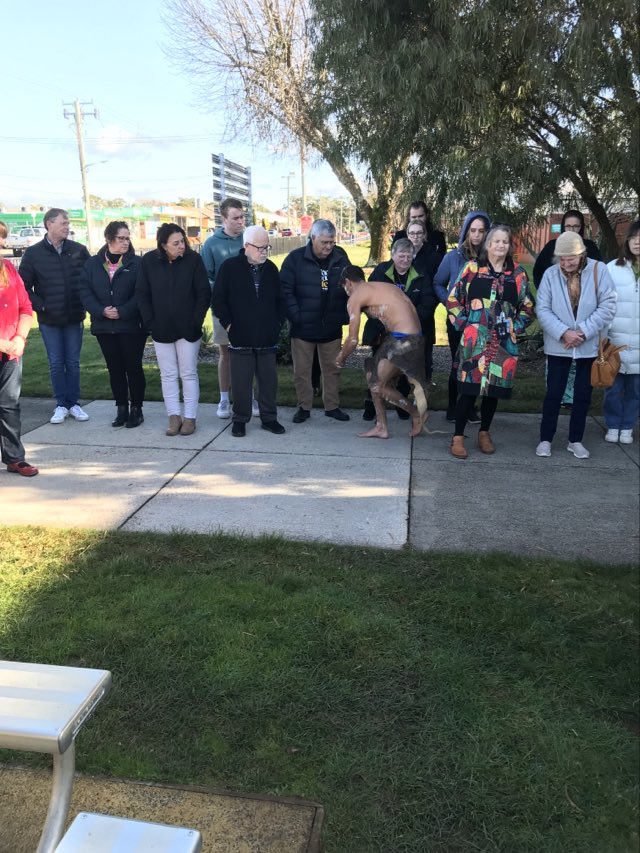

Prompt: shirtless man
[{"left": 336, "top": 265, "right": 428, "bottom": 438}]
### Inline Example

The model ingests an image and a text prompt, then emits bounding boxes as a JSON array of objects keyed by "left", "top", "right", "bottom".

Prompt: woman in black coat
[
  {"left": 79, "top": 221, "right": 147, "bottom": 428},
  {"left": 135, "top": 223, "right": 210, "bottom": 436}
]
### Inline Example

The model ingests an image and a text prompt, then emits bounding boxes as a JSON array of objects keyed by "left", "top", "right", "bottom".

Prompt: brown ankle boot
[
  {"left": 450, "top": 435, "right": 468, "bottom": 459},
  {"left": 166, "top": 415, "right": 182, "bottom": 436},
  {"left": 478, "top": 430, "right": 495, "bottom": 454},
  {"left": 180, "top": 418, "right": 196, "bottom": 436}
]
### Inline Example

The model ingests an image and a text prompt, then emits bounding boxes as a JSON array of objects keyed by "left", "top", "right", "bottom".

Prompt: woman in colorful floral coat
[{"left": 446, "top": 224, "right": 534, "bottom": 459}]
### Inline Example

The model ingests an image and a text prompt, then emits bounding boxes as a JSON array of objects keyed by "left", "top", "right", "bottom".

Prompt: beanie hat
[{"left": 555, "top": 231, "right": 586, "bottom": 256}]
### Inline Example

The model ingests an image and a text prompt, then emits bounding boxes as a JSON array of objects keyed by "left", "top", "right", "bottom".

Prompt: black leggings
[
  {"left": 96, "top": 333, "right": 147, "bottom": 406},
  {"left": 454, "top": 395, "right": 498, "bottom": 436}
]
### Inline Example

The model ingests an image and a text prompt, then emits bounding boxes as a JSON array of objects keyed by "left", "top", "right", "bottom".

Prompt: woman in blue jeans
[
  {"left": 536, "top": 231, "right": 616, "bottom": 460},
  {"left": 604, "top": 220, "right": 640, "bottom": 444}
]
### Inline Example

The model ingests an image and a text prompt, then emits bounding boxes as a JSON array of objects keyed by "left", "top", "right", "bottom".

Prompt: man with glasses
[
  {"left": 201, "top": 197, "right": 257, "bottom": 418},
  {"left": 281, "top": 219, "right": 351, "bottom": 423},
  {"left": 212, "top": 226, "right": 286, "bottom": 437},
  {"left": 19, "top": 208, "right": 90, "bottom": 423}
]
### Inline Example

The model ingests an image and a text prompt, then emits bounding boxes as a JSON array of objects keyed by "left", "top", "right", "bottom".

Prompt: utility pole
[
  {"left": 281, "top": 171, "right": 295, "bottom": 228},
  {"left": 63, "top": 98, "right": 98, "bottom": 252}
]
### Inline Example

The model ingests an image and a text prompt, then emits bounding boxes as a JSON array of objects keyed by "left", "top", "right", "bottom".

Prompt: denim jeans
[
  {"left": 540, "top": 356, "right": 594, "bottom": 443},
  {"left": 0, "top": 356, "right": 25, "bottom": 464},
  {"left": 603, "top": 373, "right": 640, "bottom": 430},
  {"left": 39, "top": 322, "right": 84, "bottom": 409}
]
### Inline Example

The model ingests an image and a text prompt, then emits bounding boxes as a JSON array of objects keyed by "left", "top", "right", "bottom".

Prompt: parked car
[
  {"left": 281, "top": 228, "right": 293, "bottom": 237},
  {"left": 267, "top": 229, "right": 278, "bottom": 237},
  {"left": 10, "top": 226, "right": 46, "bottom": 257}
]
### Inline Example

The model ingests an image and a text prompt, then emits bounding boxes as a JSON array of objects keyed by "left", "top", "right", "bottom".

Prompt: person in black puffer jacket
[
  {"left": 19, "top": 207, "right": 90, "bottom": 424},
  {"left": 280, "top": 219, "right": 351, "bottom": 423},
  {"left": 79, "top": 221, "right": 148, "bottom": 429},
  {"left": 135, "top": 224, "right": 210, "bottom": 437}
]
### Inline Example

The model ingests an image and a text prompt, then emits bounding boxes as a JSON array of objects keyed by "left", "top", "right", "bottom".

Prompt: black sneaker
[
  {"left": 261, "top": 420, "right": 285, "bottom": 434},
  {"left": 395, "top": 406, "right": 410, "bottom": 420},
  {"left": 292, "top": 407, "right": 310, "bottom": 423},
  {"left": 231, "top": 422, "right": 246, "bottom": 437},
  {"left": 363, "top": 399, "right": 375, "bottom": 421},
  {"left": 468, "top": 407, "right": 481, "bottom": 424},
  {"left": 325, "top": 408, "right": 350, "bottom": 421}
]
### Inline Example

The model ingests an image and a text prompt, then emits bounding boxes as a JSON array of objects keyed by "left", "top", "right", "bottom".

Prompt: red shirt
[{"left": 0, "top": 261, "right": 33, "bottom": 360}]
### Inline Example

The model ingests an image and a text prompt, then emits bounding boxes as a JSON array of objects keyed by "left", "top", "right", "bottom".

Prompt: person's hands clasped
[
  {"left": 8, "top": 335, "right": 26, "bottom": 358},
  {"left": 103, "top": 306, "right": 120, "bottom": 320},
  {"left": 561, "top": 329, "right": 585, "bottom": 349}
]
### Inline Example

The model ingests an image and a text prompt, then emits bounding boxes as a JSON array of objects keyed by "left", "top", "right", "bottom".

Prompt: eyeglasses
[
  {"left": 247, "top": 243, "right": 271, "bottom": 253},
  {"left": 115, "top": 236, "right": 131, "bottom": 242},
  {"left": 407, "top": 231, "right": 424, "bottom": 237}
]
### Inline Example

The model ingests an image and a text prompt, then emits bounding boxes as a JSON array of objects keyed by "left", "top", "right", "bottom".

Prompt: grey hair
[
  {"left": 392, "top": 238, "right": 414, "bottom": 256},
  {"left": 309, "top": 219, "right": 336, "bottom": 239},
  {"left": 43, "top": 208, "right": 69, "bottom": 229},
  {"left": 243, "top": 225, "right": 268, "bottom": 245}
]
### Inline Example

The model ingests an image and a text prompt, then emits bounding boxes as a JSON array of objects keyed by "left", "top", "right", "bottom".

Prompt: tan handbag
[
  {"left": 591, "top": 338, "right": 626, "bottom": 388},
  {"left": 589, "top": 262, "right": 626, "bottom": 388}
]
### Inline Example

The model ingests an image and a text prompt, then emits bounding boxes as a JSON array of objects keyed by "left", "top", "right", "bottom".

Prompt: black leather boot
[
  {"left": 125, "top": 405, "right": 144, "bottom": 429},
  {"left": 112, "top": 404, "right": 128, "bottom": 427}
]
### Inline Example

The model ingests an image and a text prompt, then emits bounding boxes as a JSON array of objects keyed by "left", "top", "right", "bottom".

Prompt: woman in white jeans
[{"left": 136, "top": 224, "right": 210, "bottom": 435}]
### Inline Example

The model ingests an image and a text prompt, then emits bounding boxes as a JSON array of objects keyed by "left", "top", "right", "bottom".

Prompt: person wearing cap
[{"left": 535, "top": 231, "right": 616, "bottom": 459}]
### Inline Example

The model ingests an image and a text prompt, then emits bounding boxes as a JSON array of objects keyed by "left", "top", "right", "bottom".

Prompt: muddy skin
[{"left": 358, "top": 422, "right": 389, "bottom": 439}]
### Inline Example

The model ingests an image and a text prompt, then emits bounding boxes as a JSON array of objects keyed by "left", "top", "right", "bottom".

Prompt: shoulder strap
[{"left": 593, "top": 261, "right": 598, "bottom": 291}]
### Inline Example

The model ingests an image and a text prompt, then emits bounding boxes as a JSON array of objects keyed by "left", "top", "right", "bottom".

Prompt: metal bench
[
  {"left": 0, "top": 660, "right": 112, "bottom": 853},
  {"left": 55, "top": 812, "right": 202, "bottom": 852}
]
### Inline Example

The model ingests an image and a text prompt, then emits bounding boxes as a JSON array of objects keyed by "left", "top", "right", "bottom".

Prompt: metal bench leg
[{"left": 36, "top": 743, "right": 76, "bottom": 853}]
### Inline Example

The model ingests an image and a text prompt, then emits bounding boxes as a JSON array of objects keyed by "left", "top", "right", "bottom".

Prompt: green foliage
[{"left": 311, "top": 0, "right": 639, "bottom": 253}]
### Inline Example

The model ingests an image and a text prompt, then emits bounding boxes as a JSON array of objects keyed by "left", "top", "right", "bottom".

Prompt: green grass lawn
[{"left": 1, "top": 530, "right": 637, "bottom": 852}]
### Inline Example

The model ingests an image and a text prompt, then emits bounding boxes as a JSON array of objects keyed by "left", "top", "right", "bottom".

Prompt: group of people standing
[{"left": 0, "top": 199, "right": 638, "bottom": 478}]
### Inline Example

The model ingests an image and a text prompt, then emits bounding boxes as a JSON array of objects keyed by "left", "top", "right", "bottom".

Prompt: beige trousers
[{"left": 291, "top": 337, "right": 342, "bottom": 411}]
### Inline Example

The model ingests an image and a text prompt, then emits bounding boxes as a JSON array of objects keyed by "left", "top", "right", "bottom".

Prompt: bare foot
[
  {"left": 410, "top": 411, "right": 426, "bottom": 437},
  {"left": 358, "top": 424, "right": 389, "bottom": 439}
]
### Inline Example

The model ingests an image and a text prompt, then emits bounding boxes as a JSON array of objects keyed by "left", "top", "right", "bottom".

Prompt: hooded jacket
[
  {"left": 135, "top": 248, "right": 210, "bottom": 344},
  {"left": 605, "top": 259, "right": 639, "bottom": 374},
  {"left": 281, "top": 242, "right": 350, "bottom": 342},
  {"left": 533, "top": 211, "right": 602, "bottom": 289},
  {"left": 19, "top": 237, "right": 90, "bottom": 325},
  {"left": 201, "top": 227, "right": 244, "bottom": 293},
  {"left": 536, "top": 259, "right": 616, "bottom": 359},
  {"left": 433, "top": 210, "right": 491, "bottom": 304},
  {"left": 79, "top": 246, "right": 146, "bottom": 335}
]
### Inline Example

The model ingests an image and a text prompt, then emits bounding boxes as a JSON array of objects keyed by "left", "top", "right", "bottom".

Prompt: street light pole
[
  {"left": 281, "top": 171, "right": 295, "bottom": 228},
  {"left": 63, "top": 98, "right": 98, "bottom": 252}
]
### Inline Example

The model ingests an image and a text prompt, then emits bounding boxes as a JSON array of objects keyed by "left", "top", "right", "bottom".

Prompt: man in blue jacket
[
  {"left": 280, "top": 220, "right": 351, "bottom": 423},
  {"left": 19, "top": 208, "right": 90, "bottom": 424}
]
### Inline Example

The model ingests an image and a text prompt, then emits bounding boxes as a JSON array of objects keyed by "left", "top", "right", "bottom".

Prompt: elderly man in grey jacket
[{"left": 535, "top": 231, "right": 616, "bottom": 459}]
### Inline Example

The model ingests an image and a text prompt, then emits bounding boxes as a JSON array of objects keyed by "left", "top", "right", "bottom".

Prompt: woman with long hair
[
  {"left": 434, "top": 210, "right": 491, "bottom": 420},
  {"left": 603, "top": 219, "right": 640, "bottom": 444},
  {"left": 135, "top": 224, "right": 210, "bottom": 436},
  {"left": 446, "top": 224, "right": 534, "bottom": 458}
]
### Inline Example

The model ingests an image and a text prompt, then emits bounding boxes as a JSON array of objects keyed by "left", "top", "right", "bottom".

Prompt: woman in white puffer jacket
[{"left": 604, "top": 220, "right": 640, "bottom": 445}]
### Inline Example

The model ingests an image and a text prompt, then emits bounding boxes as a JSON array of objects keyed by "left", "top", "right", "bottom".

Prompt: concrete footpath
[{"left": 5, "top": 398, "right": 640, "bottom": 565}]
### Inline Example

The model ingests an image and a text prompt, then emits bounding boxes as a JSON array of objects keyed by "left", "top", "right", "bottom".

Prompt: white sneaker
[
  {"left": 619, "top": 429, "right": 634, "bottom": 445},
  {"left": 567, "top": 441, "right": 590, "bottom": 459},
  {"left": 605, "top": 429, "right": 619, "bottom": 443},
  {"left": 536, "top": 440, "right": 552, "bottom": 457},
  {"left": 69, "top": 404, "right": 89, "bottom": 421},
  {"left": 216, "top": 399, "right": 231, "bottom": 419},
  {"left": 50, "top": 405, "right": 69, "bottom": 424},
  {"left": 252, "top": 398, "right": 260, "bottom": 417}
]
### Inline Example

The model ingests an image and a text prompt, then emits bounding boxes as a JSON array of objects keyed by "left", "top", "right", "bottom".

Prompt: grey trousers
[{"left": 230, "top": 348, "right": 278, "bottom": 423}]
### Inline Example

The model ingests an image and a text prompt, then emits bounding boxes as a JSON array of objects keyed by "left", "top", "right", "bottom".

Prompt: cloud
[{"left": 87, "top": 124, "right": 174, "bottom": 161}]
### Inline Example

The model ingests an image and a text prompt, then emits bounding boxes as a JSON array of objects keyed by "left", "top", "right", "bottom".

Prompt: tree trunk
[{"left": 367, "top": 204, "right": 392, "bottom": 266}]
